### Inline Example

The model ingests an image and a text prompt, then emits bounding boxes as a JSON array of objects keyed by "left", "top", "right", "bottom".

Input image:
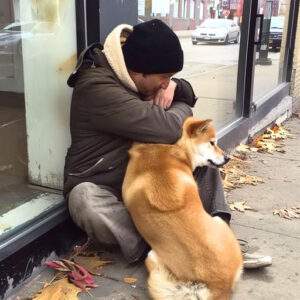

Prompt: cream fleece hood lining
[{"left": 103, "top": 24, "right": 138, "bottom": 93}]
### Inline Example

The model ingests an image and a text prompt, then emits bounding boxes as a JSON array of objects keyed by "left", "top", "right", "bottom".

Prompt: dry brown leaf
[
  {"left": 249, "top": 125, "right": 291, "bottom": 153},
  {"left": 250, "top": 124, "right": 291, "bottom": 153},
  {"left": 255, "top": 140, "right": 276, "bottom": 152},
  {"left": 73, "top": 255, "right": 114, "bottom": 276},
  {"left": 239, "top": 175, "right": 263, "bottom": 185},
  {"left": 222, "top": 179, "right": 235, "bottom": 189},
  {"left": 266, "top": 126, "right": 291, "bottom": 139},
  {"left": 32, "top": 278, "right": 82, "bottom": 300},
  {"left": 273, "top": 206, "right": 300, "bottom": 220},
  {"left": 123, "top": 277, "right": 137, "bottom": 284},
  {"left": 230, "top": 201, "right": 252, "bottom": 212},
  {"left": 221, "top": 155, "right": 262, "bottom": 191}
]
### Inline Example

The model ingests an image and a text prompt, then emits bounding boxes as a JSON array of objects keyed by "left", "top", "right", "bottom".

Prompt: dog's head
[{"left": 178, "top": 117, "right": 230, "bottom": 169}]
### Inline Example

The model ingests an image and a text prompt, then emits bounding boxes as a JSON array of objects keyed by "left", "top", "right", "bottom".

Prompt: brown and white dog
[{"left": 122, "top": 117, "right": 243, "bottom": 300}]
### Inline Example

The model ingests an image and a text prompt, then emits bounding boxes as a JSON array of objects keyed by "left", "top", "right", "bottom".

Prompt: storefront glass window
[
  {"left": 253, "top": 0, "right": 291, "bottom": 102},
  {"left": 0, "top": 0, "right": 76, "bottom": 240},
  {"left": 139, "top": 0, "right": 244, "bottom": 130}
]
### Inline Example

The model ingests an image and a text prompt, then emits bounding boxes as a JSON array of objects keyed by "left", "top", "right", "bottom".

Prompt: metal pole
[{"left": 256, "top": 0, "right": 273, "bottom": 65}]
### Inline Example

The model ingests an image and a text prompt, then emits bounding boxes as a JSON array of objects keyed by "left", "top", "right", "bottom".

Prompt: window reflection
[
  {"left": 0, "top": 1, "right": 31, "bottom": 221},
  {"left": 253, "top": 0, "right": 290, "bottom": 101},
  {"left": 0, "top": 0, "right": 75, "bottom": 239},
  {"left": 139, "top": 0, "right": 244, "bottom": 130}
]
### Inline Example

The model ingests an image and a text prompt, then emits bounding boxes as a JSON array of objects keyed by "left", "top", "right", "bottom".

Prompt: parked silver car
[{"left": 192, "top": 19, "right": 240, "bottom": 45}]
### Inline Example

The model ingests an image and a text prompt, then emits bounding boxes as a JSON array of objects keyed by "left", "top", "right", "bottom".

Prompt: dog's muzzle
[{"left": 208, "top": 155, "right": 230, "bottom": 167}]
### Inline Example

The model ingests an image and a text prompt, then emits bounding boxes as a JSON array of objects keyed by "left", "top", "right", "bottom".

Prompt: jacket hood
[
  {"left": 67, "top": 42, "right": 103, "bottom": 87},
  {"left": 67, "top": 25, "right": 138, "bottom": 92},
  {"left": 103, "top": 24, "right": 138, "bottom": 92}
]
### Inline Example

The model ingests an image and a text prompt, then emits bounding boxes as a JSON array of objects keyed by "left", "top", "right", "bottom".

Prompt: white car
[{"left": 192, "top": 19, "right": 240, "bottom": 45}]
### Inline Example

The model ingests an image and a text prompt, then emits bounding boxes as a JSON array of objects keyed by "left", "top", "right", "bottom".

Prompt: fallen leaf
[
  {"left": 273, "top": 206, "right": 300, "bottom": 220},
  {"left": 267, "top": 125, "right": 291, "bottom": 140},
  {"left": 272, "top": 124, "right": 279, "bottom": 133},
  {"left": 73, "top": 255, "right": 114, "bottom": 275},
  {"left": 123, "top": 277, "right": 138, "bottom": 284},
  {"left": 230, "top": 201, "right": 252, "bottom": 212},
  {"left": 248, "top": 124, "right": 291, "bottom": 153},
  {"left": 239, "top": 175, "right": 263, "bottom": 185},
  {"left": 256, "top": 140, "right": 276, "bottom": 152},
  {"left": 45, "top": 259, "right": 76, "bottom": 273},
  {"left": 221, "top": 155, "right": 263, "bottom": 191},
  {"left": 45, "top": 259, "right": 98, "bottom": 291},
  {"left": 32, "top": 278, "right": 82, "bottom": 300},
  {"left": 235, "top": 144, "right": 250, "bottom": 153}
]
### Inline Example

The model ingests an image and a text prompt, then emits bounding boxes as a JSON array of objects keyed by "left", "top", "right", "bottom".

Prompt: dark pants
[{"left": 68, "top": 167, "right": 230, "bottom": 263}]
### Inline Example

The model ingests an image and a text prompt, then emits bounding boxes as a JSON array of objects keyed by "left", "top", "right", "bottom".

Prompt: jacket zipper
[{"left": 69, "top": 157, "right": 104, "bottom": 177}]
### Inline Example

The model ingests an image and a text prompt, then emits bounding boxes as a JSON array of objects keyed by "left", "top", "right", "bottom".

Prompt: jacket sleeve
[
  {"left": 172, "top": 78, "right": 198, "bottom": 107},
  {"left": 78, "top": 69, "right": 193, "bottom": 144}
]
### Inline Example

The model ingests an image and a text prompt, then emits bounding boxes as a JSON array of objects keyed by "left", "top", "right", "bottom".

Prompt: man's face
[{"left": 133, "top": 72, "right": 176, "bottom": 101}]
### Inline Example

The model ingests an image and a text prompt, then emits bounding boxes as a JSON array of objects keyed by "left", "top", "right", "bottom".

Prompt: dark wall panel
[{"left": 99, "top": 0, "right": 138, "bottom": 44}]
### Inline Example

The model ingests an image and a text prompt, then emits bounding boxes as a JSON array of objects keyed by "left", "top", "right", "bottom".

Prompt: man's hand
[{"left": 153, "top": 80, "right": 177, "bottom": 110}]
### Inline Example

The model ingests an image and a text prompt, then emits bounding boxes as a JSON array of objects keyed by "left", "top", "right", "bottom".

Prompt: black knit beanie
[{"left": 122, "top": 19, "right": 183, "bottom": 74}]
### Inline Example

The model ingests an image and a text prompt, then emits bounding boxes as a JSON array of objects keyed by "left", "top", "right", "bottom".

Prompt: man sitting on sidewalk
[{"left": 64, "top": 19, "right": 271, "bottom": 269}]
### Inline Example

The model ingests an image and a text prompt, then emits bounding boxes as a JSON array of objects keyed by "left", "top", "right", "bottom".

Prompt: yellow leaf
[
  {"left": 32, "top": 278, "right": 82, "bottom": 300},
  {"left": 270, "top": 125, "right": 291, "bottom": 139},
  {"left": 239, "top": 175, "right": 263, "bottom": 185},
  {"left": 235, "top": 144, "right": 249, "bottom": 153},
  {"left": 123, "top": 277, "right": 137, "bottom": 284},
  {"left": 255, "top": 140, "right": 276, "bottom": 152},
  {"left": 229, "top": 201, "right": 252, "bottom": 212},
  {"left": 73, "top": 255, "right": 114, "bottom": 276}
]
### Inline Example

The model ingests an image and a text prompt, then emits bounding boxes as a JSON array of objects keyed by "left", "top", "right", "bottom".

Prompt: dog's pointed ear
[{"left": 188, "top": 119, "right": 213, "bottom": 137}]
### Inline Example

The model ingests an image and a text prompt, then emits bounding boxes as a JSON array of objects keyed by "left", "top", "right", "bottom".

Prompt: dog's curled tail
[{"left": 146, "top": 251, "right": 211, "bottom": 300}]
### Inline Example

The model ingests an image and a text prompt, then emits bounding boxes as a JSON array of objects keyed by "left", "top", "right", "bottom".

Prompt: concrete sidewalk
[{"left": 7, "top": 115, "right": 300, "bottom": 299}]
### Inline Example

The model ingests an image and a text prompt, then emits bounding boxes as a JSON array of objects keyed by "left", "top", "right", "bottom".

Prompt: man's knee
[{"left": 68, "top": 182, "right": 99, "bottom": 218}]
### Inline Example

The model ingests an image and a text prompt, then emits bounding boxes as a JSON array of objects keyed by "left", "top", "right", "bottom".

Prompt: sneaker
[
  {"left": 243, "top": 253, "right": 272, "bottom": 269},
  {"left": 238, "top": 239, "right": 272, "bottom": 269}
]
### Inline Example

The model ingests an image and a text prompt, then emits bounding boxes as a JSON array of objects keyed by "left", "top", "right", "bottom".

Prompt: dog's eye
[{"left": 210, "top": 141, "right": 215, "bottom": 146}]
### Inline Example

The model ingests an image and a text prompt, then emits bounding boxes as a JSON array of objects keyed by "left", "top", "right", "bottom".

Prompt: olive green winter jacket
[{"left": 64, "top": 25, "right": 197, "bottom": 198}]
